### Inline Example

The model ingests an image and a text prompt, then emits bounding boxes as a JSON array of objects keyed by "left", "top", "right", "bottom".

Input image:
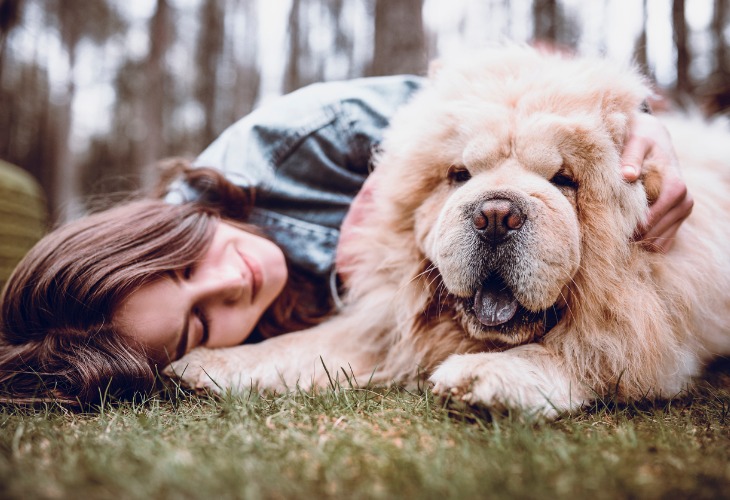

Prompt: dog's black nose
[{"left": 472, "top": 198, "right": 525, "bottom": 243}]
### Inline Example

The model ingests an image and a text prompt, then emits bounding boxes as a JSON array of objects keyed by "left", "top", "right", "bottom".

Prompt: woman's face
[{"left": 116, "top": 221, "right": 288, "bottom": 364}]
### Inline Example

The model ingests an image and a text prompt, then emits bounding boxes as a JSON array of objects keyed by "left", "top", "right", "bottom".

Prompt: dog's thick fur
[{"left": 168, "top": 47, "right": 730, "bottom": 418}]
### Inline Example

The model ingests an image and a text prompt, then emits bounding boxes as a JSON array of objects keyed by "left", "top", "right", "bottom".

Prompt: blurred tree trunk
[
  {"left": 0, "top": 57, "right": 53, "bottom": 207},
  {"left": 28, "top": 56, "right": 53, "bottom": 201},
  {"left": 80, "top": 58, "right": 146, "bottom": 202},
  {"left": 368, "top": 0, "right": 426, "bottom": 76},
  {"left": 532, "top": 0, "right": 557, "bottom": 42},
  {"left": 0, "top": 0, "right": 24, "bottom": 80},
  {"left": 196, "top": 0, "right": 225, "bottom": 147},
  {"left": 0, "top": 1, "right": 55, "bottom": 218},
  {"left": 703, "top": 0, "right": 730, "bottom": 114},
  {"left": 672, "top": 0, "right": 691, "bottom": 96},
  {"left": 532, "top": 0, "right": 580, "bottom": 49},
  {"left": 284, "top": 0, "right": 303, "bottom": 92},
  {"left": 43, "top": 0, "right": 124, "bottom": 219},
  {"left": 283, "top": 0, "right": 327, "bottom": 92},
  {"left": 326, "top": 0, "right": 355, "bottom": 77},
  {"left": 226, "top": 0, "right": 260, "bottom": 124},
  {"left": 139, "top": 0, "right": 171, "bottom": 189},
  {"left": 52, "top": 6, "right": 81, "bottom": 221},
  {"left": 503, "top": 0, "right": 513, "bottom": 39},
  {"left": 634, "top": 0, "right": 649, "bottom": 76},
  {"left": 712, "top": 0, "right": 728, "bottom": 73}
]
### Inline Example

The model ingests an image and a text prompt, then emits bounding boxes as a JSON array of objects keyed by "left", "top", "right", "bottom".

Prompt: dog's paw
[
  {"left": 430, "top": 352, "right": 572, "bottom": 419},
  {"left": 163, "top": 347, "right": 236, "bottom": 394}
]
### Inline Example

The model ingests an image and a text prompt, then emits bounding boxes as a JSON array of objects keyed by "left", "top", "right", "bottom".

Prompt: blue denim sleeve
[{"left": 186, "top": 75, "right": 424, "bottom": 279}]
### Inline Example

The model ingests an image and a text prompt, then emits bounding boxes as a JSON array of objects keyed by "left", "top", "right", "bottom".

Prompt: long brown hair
[{"left": 0, "top": 165, "right": 333, "bottom": 405}]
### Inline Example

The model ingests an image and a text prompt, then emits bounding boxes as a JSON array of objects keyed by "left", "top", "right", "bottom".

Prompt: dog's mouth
[
  {"left": 459, "top": 275, "right": 561, "bottom": 344},
  {"left": 473, "top": 278, "right": 520, "bottom": 326}
]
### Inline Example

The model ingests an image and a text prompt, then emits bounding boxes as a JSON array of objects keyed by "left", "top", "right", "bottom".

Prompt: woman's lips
[{"left": 237, "top": 250, "right": 262, "bottom": 302}]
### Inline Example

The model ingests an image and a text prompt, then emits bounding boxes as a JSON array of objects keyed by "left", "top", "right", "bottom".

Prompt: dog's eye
[
  {"left": 447, "top": 165, "right": 472, "bottom": 184},
  {"left": 550, "top": 170, "right": 578, "bottom": 190}
]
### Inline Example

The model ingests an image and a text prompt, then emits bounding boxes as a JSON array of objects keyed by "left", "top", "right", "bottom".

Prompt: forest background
[{"left": 0, "top": 0, "right": 728, "bottom": 223}]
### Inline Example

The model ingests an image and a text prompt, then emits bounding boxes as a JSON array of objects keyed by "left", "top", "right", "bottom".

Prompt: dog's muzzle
[{"left": 471, "top": 198, "right": 525, "bottom": 245}]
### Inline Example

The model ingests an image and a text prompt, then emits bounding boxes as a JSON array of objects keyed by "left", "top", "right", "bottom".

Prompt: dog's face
[{"left": 377, "top": 49, "right": 650, "bottom": 346}]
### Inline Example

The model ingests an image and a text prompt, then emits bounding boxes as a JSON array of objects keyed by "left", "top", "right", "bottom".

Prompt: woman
[{"left": 0, "top": 75, "right": 693, "bottom": 405}]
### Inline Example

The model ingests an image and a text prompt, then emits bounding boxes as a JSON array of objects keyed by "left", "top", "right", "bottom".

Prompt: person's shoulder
[
  {"left": 220, "top": 76, "right": 425, "bottom": 138},
  {"left": 265, "top": 76, "right": 425, "bottom": 118},
  {"left": 306, "top": 76, "right": 427, "bottom": 129},
  {"left": 321, "top": 74, "right": 425, "bottom": 95},
  {"left": 320, "top": 75, "right": 425, "bottom": 110}
]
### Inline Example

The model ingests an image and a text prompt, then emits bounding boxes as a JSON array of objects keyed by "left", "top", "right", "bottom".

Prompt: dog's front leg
[
  {"left": 429, "top": 344, "right": 591, "bottom": 419},
  {"left": 164, "top": 315, "right": 380, "bottom": 394}
]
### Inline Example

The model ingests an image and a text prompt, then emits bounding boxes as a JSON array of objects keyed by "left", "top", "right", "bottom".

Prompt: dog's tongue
[{"left": 474, "top": 282, "right": 519, "bottom": 326}]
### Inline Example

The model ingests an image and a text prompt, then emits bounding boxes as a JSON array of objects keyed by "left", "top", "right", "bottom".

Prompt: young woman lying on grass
[{"left": 0, "top": 76, "right": 693, "bottom": 405}]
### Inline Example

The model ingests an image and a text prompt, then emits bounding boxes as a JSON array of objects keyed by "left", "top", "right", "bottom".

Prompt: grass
[{"left": 0, "top": 361, "right": 728, "bottom": 500}]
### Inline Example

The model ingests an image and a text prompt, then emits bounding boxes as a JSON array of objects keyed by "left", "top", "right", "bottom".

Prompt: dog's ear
[
  {"left": 601, "top": 110, "right": 632, "bottom": 150},
  {"left": 595, "top": 65, "right": 651, "bottom": 149},
  {"left": 600, "top": 86, "right": 646, "bottom": 149}
]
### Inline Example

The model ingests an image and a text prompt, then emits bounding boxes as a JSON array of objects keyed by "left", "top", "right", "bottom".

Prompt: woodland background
[{"left": 0, "top": 0, "right": 728, "bottom": 223}]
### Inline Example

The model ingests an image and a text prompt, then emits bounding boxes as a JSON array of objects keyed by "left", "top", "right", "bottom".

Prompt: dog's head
[{"left": 376, "top": 47, "right": 653, "bottom": 346}]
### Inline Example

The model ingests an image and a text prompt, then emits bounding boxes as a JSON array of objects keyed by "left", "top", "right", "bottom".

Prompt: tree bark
[
  {"left": 634, "top": 0, "right": 649, "bottom": 77},
  {"left": 52, "top": 7, "right": 80, "bottom": 221},
  {"left": 532, "top": 0, "right": 558, "bottom": 43},
  {"left": 672, "top": 0, "right": 691, "bottom": 96},
  {"left": 228, "top": 0, "right": 260, "bottom": 121},
  {"left": 711, "top": 0, "right": 728, "bottom": 76},
  {"left": 284, "top": 0, "right": 303, "bottom": 93},
  {"left": 703, "top": 0, "right": 730, "bottom": 114},
  {"left": 0, "top": 0, "right": 24, "bottom": 81},
  {"left": 368, "top": 0, "right": 426, "bottom": 76},
  {"left": 326, "top": 0, "right": 355, "bottom": 77},
  {"left": 196, "top": 0, "right": 225, "bottom": 147},
  {"left": 139, "top": 0, "right": 170, "bottom": 189}
]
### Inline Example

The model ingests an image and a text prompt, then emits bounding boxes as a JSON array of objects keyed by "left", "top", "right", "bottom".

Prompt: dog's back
[{"left": 662, "top": 114, "right": 730, "bottom": 366}]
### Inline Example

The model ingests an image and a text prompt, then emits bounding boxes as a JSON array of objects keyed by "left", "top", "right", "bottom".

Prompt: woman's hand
[{"left": 621, "top": 112, "right": 694, "bottom": 253}]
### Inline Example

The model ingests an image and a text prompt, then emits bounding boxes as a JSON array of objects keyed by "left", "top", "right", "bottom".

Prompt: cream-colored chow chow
[{"left": 168, "top": 47, "right": 730, "bottom": 418}]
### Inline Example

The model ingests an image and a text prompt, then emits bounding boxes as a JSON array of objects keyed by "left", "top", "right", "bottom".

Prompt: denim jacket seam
[
  {"left": 251, "top": 209, "right": 339, "bottom": 240},
  {"left": 266, "top": 106, "right": 340, "bottom": 169},
  {"left": 338, "top": 99, "right": 379, "bottom": 172}
]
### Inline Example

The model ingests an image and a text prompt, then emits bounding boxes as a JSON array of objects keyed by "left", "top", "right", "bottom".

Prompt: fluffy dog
[{"left": 168, "top": 47, "right": 730, "bottom": 418}]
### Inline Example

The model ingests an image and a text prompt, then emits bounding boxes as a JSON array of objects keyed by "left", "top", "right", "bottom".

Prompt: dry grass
[{"left": 0, "top": 359, "right": 728, "bottom": 500}]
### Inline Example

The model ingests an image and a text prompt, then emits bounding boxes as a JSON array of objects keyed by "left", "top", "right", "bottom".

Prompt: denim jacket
[{"left": 169, "top": 75, "right": 424, "bottom": 284}]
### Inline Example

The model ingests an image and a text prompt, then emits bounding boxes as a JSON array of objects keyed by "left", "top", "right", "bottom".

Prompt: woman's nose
[{"left": 189, "top": 272, "right": 246, "bottom": 305}]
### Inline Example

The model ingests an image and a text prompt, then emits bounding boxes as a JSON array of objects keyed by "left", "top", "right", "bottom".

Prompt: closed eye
[
  {"left": 193, "top": 307, "right": 210, "bottom": 347},
  {"left": 182, "top": 265, "right": 195, "bottom": 280},
  {"left": 174, "top": 306, "right": 209, "bottom": 359}
]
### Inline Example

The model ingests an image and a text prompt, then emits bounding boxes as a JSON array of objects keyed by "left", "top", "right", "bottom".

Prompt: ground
[{"left": 1, "top": 360, "right": 728, "bottom": 500}]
